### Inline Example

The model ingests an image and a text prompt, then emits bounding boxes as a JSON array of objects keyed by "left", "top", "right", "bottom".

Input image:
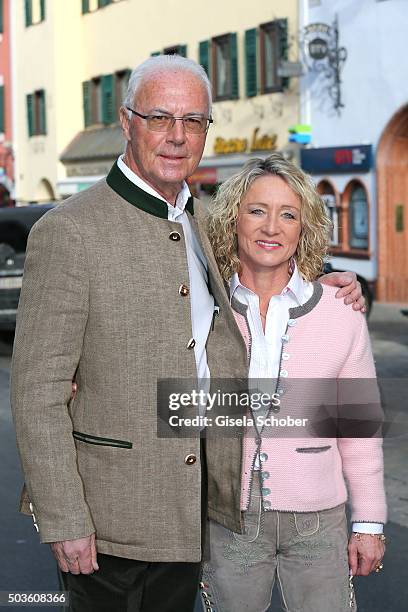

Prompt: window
[
  {"left": 150, "top": 45, "right": 187, "bottom": 57},
  {"left": 83, "top": 71, "right": 130, "bottom": 127},
  {"left": 25, "top": 0, "right": 45, "bottom": 27},
  {"left": 199, "top": 34, "right": 238, "bottom": 101},
  {"left": 163, "top": 45, "right": 187, "bottom": 57},
  {"left": 82, "top": 0, "right": 122, "bottom": 14},
  {"left": 260, "top": 19, "right": 288, "bottom": 93},
  {"left": 244, "top": 19, "right": 289, "bottom": 97},
  {"left": 322, "top": 194, "right": 339, "bottom": 246},
  {"left": 26, "top": 89, "right": 46, "bottom": 136},
  {"left": 349, "top": 184, "right": 369, "bottom": 249},
  {"left": 318, "top": 181, "right": 340, "bottom": 247},
  {"left": 115, "top": 69, "right": 131, "bottom": 116}
]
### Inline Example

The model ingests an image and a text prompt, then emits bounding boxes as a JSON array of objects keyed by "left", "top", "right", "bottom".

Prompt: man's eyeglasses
[{"left": 125, "top": 107, "right": 213, "bottom": 134}]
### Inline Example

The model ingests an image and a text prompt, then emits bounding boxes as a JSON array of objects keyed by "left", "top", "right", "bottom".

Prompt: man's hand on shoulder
[
  {"left": 320, "top": 271, "right": 366, "bottom": 313},
  {"left": 50, "top": 533, "right": 99, "bottom": 575}
]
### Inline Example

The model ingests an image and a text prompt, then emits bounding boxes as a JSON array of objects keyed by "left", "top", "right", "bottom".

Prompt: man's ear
[{"left": 119, "top": 106, "right": 131, "bottom": 142}]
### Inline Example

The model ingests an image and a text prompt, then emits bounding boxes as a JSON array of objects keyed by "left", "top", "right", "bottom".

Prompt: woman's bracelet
[{"left": 352, "top": 532, "right": 386, "bottom": 543}]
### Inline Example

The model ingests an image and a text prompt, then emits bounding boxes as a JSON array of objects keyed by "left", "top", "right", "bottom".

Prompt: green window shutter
[
  {"left": 278, "top": 18, "right": 289, "bottom": 89},
  {"left": 39, "top": 90, "right": 46, "bottom": 134},
  {"left": 82, "top": 81, "right": 92, "bottom": 127},
  {"left": 25, "top": 0, "right": 32, "bottom": 27},
  {"left": 26, "top": 93, "right": 34, "bottom": 136},
  {"left": 150, "top": 51, "right": 160, "bottom": 56},
  {"left": 177, "top": 44, "right": 187, "bottom": 58},
  {"left": 0, "top": 0, "right": 4, "bottom": 34},
  {"left": 0, "top": 86, "right": 4, "bottom": 132},
  {"left": 40, "top": 0, "right": 45, "bottom": 21},
  {"left": 102, "top": 74, "right": 115, "bottom": 124},
  {"left": 82, "top": 0, "right": 89, "bottom": 13},
  {"left": 245, "top": 28, "right": 257, "bottom": 97},
  {"left": 199, "top": 40, "right": 210, "bottom": 76},
  {"left": 230, "top": 33, "right": 239, "bottom": 99}
]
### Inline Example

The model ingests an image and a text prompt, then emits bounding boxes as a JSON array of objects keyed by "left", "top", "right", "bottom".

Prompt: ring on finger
[{"left": 375, "top": 563, "right": 383, "bottom": 573}]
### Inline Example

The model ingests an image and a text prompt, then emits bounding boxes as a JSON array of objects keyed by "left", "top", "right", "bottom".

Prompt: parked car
[{"left": 0, "top": 204, "right": 55, "bottom": 330}]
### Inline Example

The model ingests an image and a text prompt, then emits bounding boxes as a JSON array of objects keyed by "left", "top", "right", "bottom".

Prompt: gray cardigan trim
[
  {"left": 231, "top": 294, "right": 248, "bottom": 317},
  {"left": 231, "top": 281, "right": 323, "bottom": 320},
  {"left": 288, "top": 281, "right": 323, "bottom": 319}
]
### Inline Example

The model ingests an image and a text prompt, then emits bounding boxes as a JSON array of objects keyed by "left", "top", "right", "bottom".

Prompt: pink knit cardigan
[{"left": 233, "top": 282, "right": 387, "bottom": 524}]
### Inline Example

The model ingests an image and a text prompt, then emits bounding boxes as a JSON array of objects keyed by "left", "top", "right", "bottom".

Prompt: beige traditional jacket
[{"left": 11, "top": 163, "right": 247, "bottom": 562}]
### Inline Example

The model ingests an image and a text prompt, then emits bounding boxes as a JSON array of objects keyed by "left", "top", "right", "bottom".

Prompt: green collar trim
[{"left": 106, "top": 162, "right": 194, "bottom": 219}]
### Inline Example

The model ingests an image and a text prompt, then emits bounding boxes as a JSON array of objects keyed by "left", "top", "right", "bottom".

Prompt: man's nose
[{"left": 166, "top": 118, "right": 187, "bottom": 144}]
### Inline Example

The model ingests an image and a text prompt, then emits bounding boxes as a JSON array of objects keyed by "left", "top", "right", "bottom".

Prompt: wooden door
[{"left": 377, "top": 106, "right": 408, "bottom": 302}]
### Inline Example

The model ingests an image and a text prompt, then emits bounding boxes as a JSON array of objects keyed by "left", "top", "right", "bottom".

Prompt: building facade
[
  {"left": 13, "top": 0, "right": 301, "bottom": 203},
  {"left": 299, "top": 0, "right": 408, "bottom": 302}
]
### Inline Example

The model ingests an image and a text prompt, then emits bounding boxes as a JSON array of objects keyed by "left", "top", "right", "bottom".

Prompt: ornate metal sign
[{"left": 301, "top": 16, "right": 347, "bottom": 114}]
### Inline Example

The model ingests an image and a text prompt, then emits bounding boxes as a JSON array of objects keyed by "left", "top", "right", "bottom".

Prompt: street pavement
[{"left": 0, "top": 303, "right": 407, "bottom": 611}]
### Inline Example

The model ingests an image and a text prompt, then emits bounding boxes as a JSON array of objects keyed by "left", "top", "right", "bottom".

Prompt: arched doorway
[
  {"left": 34, "top": 178, "right": 55, "bottom": 202},
  {"left": 377, "top": 105, "right": 408, "bottom": 302}
]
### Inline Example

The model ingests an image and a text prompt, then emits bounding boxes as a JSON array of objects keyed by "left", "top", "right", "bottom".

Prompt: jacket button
[
  {"left": 186, "top": 338, "right": 196, "bottom": 349},
  {"left": 281, "top": 334, "right": 289, "bottom": 343},
  {"left": 185, "top": 454, "right": 197, "bottom": 465},
  {"left": 169, "top": 231, "right": 181, "bottom": 241},
  {"left": 262, "top": 487, "right": 271, "bottom": 496},
  {"left": 179, "top": 284, "right": 189, "bottom": 296}
]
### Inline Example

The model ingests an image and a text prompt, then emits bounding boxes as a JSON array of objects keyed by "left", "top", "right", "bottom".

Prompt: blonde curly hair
[{"left": 207, "top": 153, "right": 332, "bottom": 282}]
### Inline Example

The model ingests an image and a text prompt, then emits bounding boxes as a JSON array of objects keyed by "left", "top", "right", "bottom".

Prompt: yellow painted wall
[{"left": 14, "top": 0, "right": 299, "bottom": 201}]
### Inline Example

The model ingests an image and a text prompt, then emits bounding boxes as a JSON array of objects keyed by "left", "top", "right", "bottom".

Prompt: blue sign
[{"left": 301, "top": 145, "right": 372, "bottom": 174}]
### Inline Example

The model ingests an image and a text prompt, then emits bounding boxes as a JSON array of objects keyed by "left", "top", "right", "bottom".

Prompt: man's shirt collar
[{"left": 117, "top": 155, "right": 191, "bottom": 212}]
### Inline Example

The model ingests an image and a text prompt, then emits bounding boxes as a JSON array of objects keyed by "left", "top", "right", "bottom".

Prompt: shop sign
[
  {"left": 250, "top": 128, "right": 278, "bottom": 152},
  {"left": 301, "top": 17, "right": 347, "bottom": 114},
  {"left": 304, "top": 23, "right": 331, "bottom": 60},
  {"left": 214, "top": 137, "right": 247, "bottom": 155},
  {"left": 308, "top": 37, "right": 328, "bottom": 60},
  {"left": 301, "top": 145, "right": 372, "bottom": 174},
  {"left": 214, "top": 128, "right": 278, "bottom": 155},
  {"left": 187, "top": 167, "right": 218, "bottom": 185}
]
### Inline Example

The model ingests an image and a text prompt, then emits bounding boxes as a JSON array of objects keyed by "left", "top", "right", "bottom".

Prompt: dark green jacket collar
[{"left": 106, "top": 162, "right": 194, "bottom": 219}]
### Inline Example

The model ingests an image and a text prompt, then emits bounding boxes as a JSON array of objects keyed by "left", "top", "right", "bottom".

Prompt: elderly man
[{"left": 11, "top": 55, "right": 363, "bottom": 612}]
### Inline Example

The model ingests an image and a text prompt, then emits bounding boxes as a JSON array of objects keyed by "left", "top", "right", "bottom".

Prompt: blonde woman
[{"left": 201, "top": 154, "right": 386, "bottom": 612}]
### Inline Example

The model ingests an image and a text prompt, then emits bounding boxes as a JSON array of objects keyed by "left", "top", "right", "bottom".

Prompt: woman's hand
[{"left": 348, "top": 533, "right": 385, "bottom": 576}]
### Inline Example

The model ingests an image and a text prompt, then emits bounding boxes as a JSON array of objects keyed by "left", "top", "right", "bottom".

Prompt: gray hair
[{"left": 123, "top": 55, "right": 212, "bottom": 116}]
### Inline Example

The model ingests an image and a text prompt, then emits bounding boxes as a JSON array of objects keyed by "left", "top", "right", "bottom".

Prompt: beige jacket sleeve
[{"left": 10, "top": 210, "right": 95, "bottom": 543}]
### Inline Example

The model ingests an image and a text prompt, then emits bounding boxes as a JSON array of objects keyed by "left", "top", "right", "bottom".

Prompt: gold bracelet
[{"left": 353, "top": 532, "right": 386, "bottom": 543}]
